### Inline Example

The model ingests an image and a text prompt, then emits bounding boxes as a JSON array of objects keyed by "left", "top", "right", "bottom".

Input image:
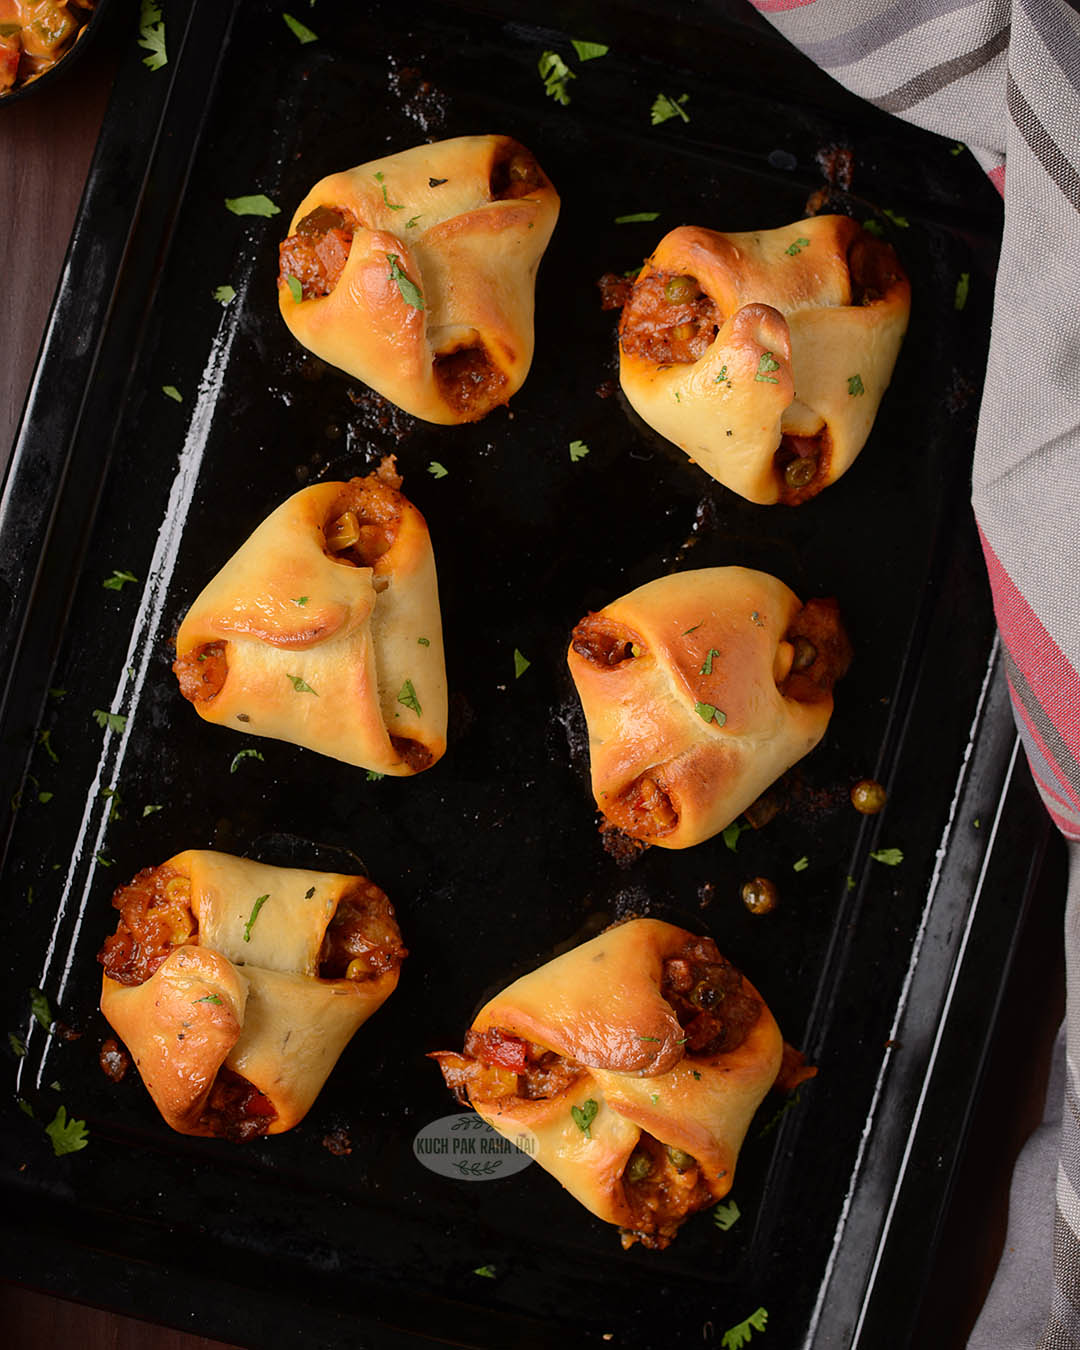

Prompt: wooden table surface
[{"left": 0, "top": 35, "right": 1067, "bottom": 1350}]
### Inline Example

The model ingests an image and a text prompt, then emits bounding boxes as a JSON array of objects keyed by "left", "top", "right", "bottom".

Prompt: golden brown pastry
[
  {"left": 616, "top": 215, "right": 910, "bottom": 503},
  {"left": 98, "top": 850, "right": 406, "bottom": 1138},
  {"left": 276, "top": 134, "right": 560, "bottom": 423},
  {"left": 567, "top": 567, "right": 851, "bottom": 849},
  {"left": 432, "top": 918, "right": 786, "bottom": 1249},
  {"left": 173, "top": 464, "right": 446, "bottom": 775}
]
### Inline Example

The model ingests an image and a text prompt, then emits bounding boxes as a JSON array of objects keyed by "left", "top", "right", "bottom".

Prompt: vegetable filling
[
  {"left": 619, "top": 272, "right": 720, "bottom": 364},
  {"left": 278, "top": 204, "right": 360, "bottom": 299},
  {"left": 318, "top": 879, "right": 407, "bottom": 981},
  {"left": 98, "top": 864, "right": 197, "bottom": 987}
]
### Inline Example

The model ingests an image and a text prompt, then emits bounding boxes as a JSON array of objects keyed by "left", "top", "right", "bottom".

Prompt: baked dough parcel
[
  {"left": 432, "top": 918, "right": 785, "bottom": 1249},
  {"left": 277, "top": 134, "right": 560, "bottom": 423},
  {"left": 617, "top": 214, "right": 910, "bottom": 504},
  {"left": 173, "top": 465, "right": 447, "bottom": 775},
  {"left": 567, "top": 567, "right": 851, "bottom": 849},
  {"left": 98, "top": 850, "right": 406, "bottom": 1138}
]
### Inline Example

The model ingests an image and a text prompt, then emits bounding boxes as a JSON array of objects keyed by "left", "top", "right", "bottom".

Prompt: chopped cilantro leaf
[
  {"left": 862, "top": 218, "right": 884, "bottom": 237},
  {"left": 713, "top": 1200, "right": 740, "bottom": 1231},
  {"left": 793, "top": 856, "right": 809, "bottom": 872},
  {"left": 722, "top": 820, "right": 748, "bottom": 852},
  {"left": 213, "top": 285, "right": 236, "bottom": 305},
  {"left": 651, "top": 92, "right": 690, "bottom": 125},
  {"left": 162, "top": 385, "right": 182, "bottom": 402},
  {"left": 428, "top": 461, "right": 448, "bottom": 478},
  {"left": 513, "top": 648, "right": 530, "bottom": 679},
  {"left": 286, "top": 674, "right": 318, "bottom": 695},
  {"left": 569, "top": 439, "right": 590, "bottom": 461},
  {"left": 417, "top": 636, "right": 431, "bottom": 646},
  {"left": 38, "top": 791, "right": 53, "bottom": 804},
  {"left": 293, "top": 596, "right": 309, "bottom": 606},
  {"left": 405, "top": 215, "right": 422, "bottom": 229},
  {"left": 9, "top": 1032, "right": 26, "bottom": 1058},
  {"left": 694, "top": 701, "right": 726, "bottom": 726},
  {"left": 700, "top": 648, "right": 719, "bottom": 676},
  {"left": 30, "top": 988, "right": 52, "bottom": 1031},
  {"left": 397, "top": 679, "right": 422, "bottom": 716},
  {"left": 614, "top": 212, "right": 659, "bottom": 224},
  {"left": 39, "top": 729, "right": 59, "bottom": 762},
  {"left": 225, "top": 195, "right": 280, "bottom": 218},
  {"left": 103, "top": 570, "right": 139, "bottom": 591},
  {"left": 143, "top": 804, "right": 163, "bottom": 817},
  {"left": 754, "top": 351, "right": 780, "bottom": 383},
  {"left": 305, "top": 887, "right": 316, "bottom": 899},
  {"left": 571, "top": 39, "right": 608, "bottom": 60},
  {"left": 194, "top": 993, "right": 222, "bottom": 1005},
  {"left": 683, "top": 622, "right": 703, "bottom": 635},
  {"left": 955, "top": 272, "right": 970, "bottom": 311},
  {"left": 785, "top": 236, "right": 811, "bottom": 256},
  {"left": 17, "top": 1097, "right": 33, "bottom": 1118},
  {"left": 538, "top": 50, "right": 575, "bottom": 105},
  {"left": 230, "top": 748, "right": 265, "bottom": 774},
  {"left": 882, "top": 208, "right": 909, "bottom": 228},
  {"left": 374, "top": 172, "right": 405, "bottom": 212},
  {"left": 243, "top": 894, "right": 269, "bottom": 942},
  {"left": 92, "top": 709, "right": 128, "bottom": 733},
  {"left": 847, "top": 373, "right": 865, "bottom": 396},
  {"left": 95, "top": 853, "right": 113, "bottom": 868},
  {"left": 571, "top": 1098, "right": 598, "bottom": 1138},
  {"left": 45, "top": 1105, "right": 89, "bottom": 1157},
  {"left": 285, "top": 274, "right": 303, "bottom": 303},
  {"left": 429, "top": 177, "right": 448, "bottom": 187},
  {"left": 474, "top": 1265, "right": 497, "bottom": 1278},
  {"left": 366, "top": 770, "right": 385, "bottom": 781},
  {"left": 721, "top": 1306, "right": 768, "bottom": 1348},
  {"left": 282, "top": 12, "right": 317, "bottom": 43},
  {"left": 137, "top": 1, "right": 167, "bottom": 71},
  {"left": 385, "top": 253, "right": 424, "bottom": 308},
  {"left": 870, "top": 847, "right": 904, "bottom": 866}
]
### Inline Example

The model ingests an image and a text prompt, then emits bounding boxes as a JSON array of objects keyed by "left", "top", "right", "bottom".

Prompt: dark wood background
[{"left": 0, "top": 36, "right": 1066, "bottom": 1350}]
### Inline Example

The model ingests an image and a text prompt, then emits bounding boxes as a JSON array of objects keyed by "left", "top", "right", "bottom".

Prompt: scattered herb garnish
[
  {"left": 870, "top": 847, "right": 904, "bottom": 866},
  {"left": 143, "top": 804, "right": 163, "bottom": 817},
  {"left": 955, "top": 272, "right": 970, "bottom": 311},
  {"left": 651, "top": 92, "right": 690, "bottom": 125},
  {"left": 428, "top": 461, "right": 448, "bottom": 478},
  {"left": 513, "top": 649, "right": 530, "bottom": 679},
  {"left": 230, "top": 748, "right": 265, "bottom": 774},
  {"left": 750, "top": 611, "right": 764, "bottom": 626},
  {"left": 103, "top": 570, "right": 139, "bottom": 591},
  {"left": 639, "top": 1035, "right": 660, "bottom": 1042},
  {"left": 282, "top": 11, "right": 317, "bottom": 43},
  {"left": 474, "top": 1265, "right": 497, "bottom": 1279},
  {"left": 951, "top": 141, "right": 966, "bottom": 155},
  {"left": 847, "top": 373, "right": 865, "bottom": 397},
  {"left": 650, "top": 1093, "right": 659, "bottom": 1105},
  {"left": 614, "top": 212, "right": 659, "bottom": 224},
  {"left": 429, "top": 177, "right": 448, "bottom": 187},
  {"left": 95, "top": 853, "right": 113, "bottom": 868},
  {"left": 754, "top": 352, "right": 780, "bottom": 384},
  {"left": 92, "top": 710, "right": 128, "bottom": 733},
  {"left": 100, "top": 787, "right": 122, "bottom": 822},
  {"left": 846, "top": 874, "right": 856, "bottom": 891},
  {"left": 39, "top": 729, "right": 59, "bottom": 763},
  {"left": 569, "top": 439, "right": 590, "bottom": 461},
  {"left": 48, "top": 688, "right": 66, "bottom": 700},
  {"left": 9, "top": 1032, "right": 26, "bottom": 1058},
  {"left": 213, "top": 285, "right": 236, "bottom": 305},
  {"left": 405, "top": 215, "right": 422, "bottom": 229},
  {"left": 714, "top": 364, "right": 731, "bottom": 385},
  {"left": 691, "top": 1069, "right": 702, "bottom": 1080},
  {"left": 366, "top": 770, "right": 385, "bottom": 781},
  {"left": 785, "top": 236, "right": 811, "bottom": 256},
  {"left": 305, "top": 887, "right": 316, "bottom": 899},
  {"left": 385, "top": 253, "right": 424, "bottom": 309},
  {"left": 225, "top": 194, "right": 281, "bottom": 218},
  {"left": 162, "top": 385, "right": 182, "bottom": 402},
  {"left": 137, "top": 0, "right": 167, "bottom": 71},
  {"left": 862, "top": 218, "right": 884, "bottom": 237},
  {"left": 194, "top": 994, "right": 222, "bottom": 1005},
  {"left": 722, "top": 820, "right": 748, "bottom": 852},
  {"left": 571, "top": 1098, "right": 599, "bottom": 1138},
  {"left": 793, "top": 856, "right": 809, "bottom": 872},
  {"left": 16, "top": 1097, "right": 33, "bottom": 1118},
  {"left": 374, "top": 171, "right": 405, "bottom": 211},
  {"left": 721, "top": 1307, "right": 768, "bottom": 1349},
  {"left": 293, "top": 596, "right": 309, "bottom": 606},
  {"left": 30, "top": 989, "right": 53, "bottom": 1031},
  {"left": 286, "top": 674, "right": 318, "bottom": 695},
  {"left": 713, "top": 1200, "right": 741, "bottom": 1231},
  {"left": 417, "top": 636, "right": 431, "bottom": 647},
  {"left": 243, "top": 894, "right": 270, "bottom": 942},
  {"left": 882, "top": 207, "right": 909, "bottom": 228},
  {"left": 38, "top": 791, "right": 53, "bottom": 805},
  {"left": 45, "top": 1106, "right": 89, "bottom": 1157},
  {"left": 571, "top": 39, "right": 608, "bottom": 60},
  {"left": 700, "top": 648, "right": 719, "bottom": 676},
  {"left": 538, "top": 50, "right": 575, "bottom": 105},
  {"left": 397, "top": 680, "right": 422, "bottom": 716},
  {"left": 694, "top": 701, "right": 726, "bottom": 726},
  {"left": 683, "top": 622, "right": 703, "bottom": 635},
  {"left": 285, "top": 274, "right": 303, "bottom": 303}
]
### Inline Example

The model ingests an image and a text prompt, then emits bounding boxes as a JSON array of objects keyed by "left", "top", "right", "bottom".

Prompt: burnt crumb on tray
[{"left": 346, "top": 386, "right": 417, "bottom": 443}]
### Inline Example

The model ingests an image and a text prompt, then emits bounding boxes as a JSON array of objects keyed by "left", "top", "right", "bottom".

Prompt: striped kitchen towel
[{"left": 748, "top": 1, "right": 1080, "bottom": 1345}]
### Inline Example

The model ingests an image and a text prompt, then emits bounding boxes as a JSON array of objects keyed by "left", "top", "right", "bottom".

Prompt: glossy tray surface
[{"left": 0, "top": 3, "right": 1020, "bottom": 1347}]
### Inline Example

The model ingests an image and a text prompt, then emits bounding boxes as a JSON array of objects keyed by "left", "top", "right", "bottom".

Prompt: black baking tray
[{"left": 0, "top": 2, "right": 1039, "bottom": 1347}]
